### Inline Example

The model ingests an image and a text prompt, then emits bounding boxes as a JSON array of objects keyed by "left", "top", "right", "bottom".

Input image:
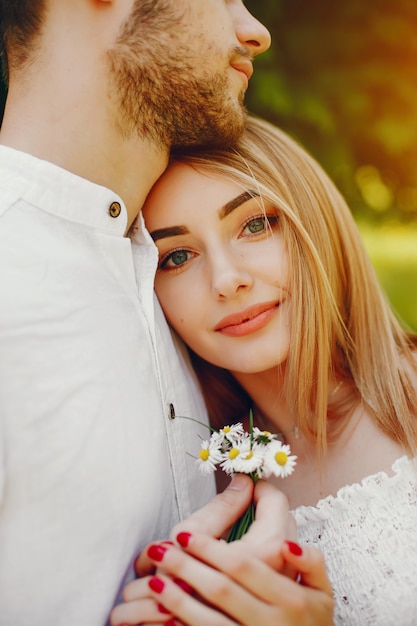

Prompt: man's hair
[{"left": 0, "top": 0, "right": 45, "bottom": 83}]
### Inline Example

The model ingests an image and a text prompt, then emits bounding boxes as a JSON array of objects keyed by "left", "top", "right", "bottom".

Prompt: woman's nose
[
  {"left": 232, "top": 3, "right": 271, "bottom": 57},
  {"left": 211, "top": 254, "right": 254, "bottom": 300}
]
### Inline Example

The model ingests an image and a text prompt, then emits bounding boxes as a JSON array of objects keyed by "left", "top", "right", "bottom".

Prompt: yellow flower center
[
  {"left": 275, "top": 451, "right": 288, "bottom": 466},
  {"left": 244, "top": 451, "right": 254, "bottom": 460},
  {"left": 229, "top": 448, "right": 240, "bottom": 460},
  {"left": 199, "top": 449, "right": 210, "bottom": 461},
  {"left": 222, "top": 426, "right": 231, "bottom": 433}
]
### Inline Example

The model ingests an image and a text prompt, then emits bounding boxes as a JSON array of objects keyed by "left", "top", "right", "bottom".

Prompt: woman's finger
[
  {"left": 134, "top": 475, "right": 253, "bottom": 579},
  {"left": 172, "top": 532, "right": 311, "bottom": 606},
  {"left": 144, "top": 544, "right": 334, "bottom": 626},
  {"left": 143, "top": 539, "right": 282, "bottom": 624},
  {"left": 110, "top": 593, "right": 171, "bottom": 625},
  {"left": 170, "top": 474, "right": 254, "bottom": 539},
  {"left": 281, "top": 541, "right": 334, "bottom": 596},
  {"left": 116, "top": 538, "right": 334, "bottom": 626},
  {"left": 240, "top": 480, "right": 296, "bottom": 570},
  {"left": 245, "top": 480, "right": 295, "bottom": 544},
  {"left": 146, "top": 572, "right": 238, "bottom": 626},
  {"left": 144, "top": 535, "right": 327, "bottom": 625}
]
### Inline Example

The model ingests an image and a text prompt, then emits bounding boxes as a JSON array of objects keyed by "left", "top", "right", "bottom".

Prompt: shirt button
[
  {"left": 168, "top": 403, "right": 176, "bottom": 420},
  {"left": 108, "top": 201, "right": 121, "bottom": 218}
]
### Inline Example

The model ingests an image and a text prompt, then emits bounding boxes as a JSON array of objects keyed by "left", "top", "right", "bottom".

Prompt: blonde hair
[{"left": 173, "top": 116, "right": 417, "bottom": 457}]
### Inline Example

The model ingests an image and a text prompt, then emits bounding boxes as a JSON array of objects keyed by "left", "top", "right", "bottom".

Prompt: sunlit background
[{"left": 1, "top": 0, "right": 416, "bottom": 329}]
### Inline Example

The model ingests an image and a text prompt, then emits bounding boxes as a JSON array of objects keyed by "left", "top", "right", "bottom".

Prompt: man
[{"left": 0, "top": 1, "right": 270, "bottom": 624}]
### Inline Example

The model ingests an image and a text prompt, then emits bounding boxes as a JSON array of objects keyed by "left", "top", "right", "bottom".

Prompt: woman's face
[{"left": 142, "top": 162, "right": 291, "bottom": 375}]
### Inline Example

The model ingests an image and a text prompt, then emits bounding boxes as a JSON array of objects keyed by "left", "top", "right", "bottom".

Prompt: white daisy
[
  {"left": 262, "top": 441, "right": 297, "bottom": 478},
  {"left": 220, "top": 437, "right": 252, "bottom": 475},
  {"left": 252, "top": 427, "right": 278, "bottom": 445},
  {"left": 217, "top": 423, "right": 245, "bottom": 444},
  {"left": 233, "top": 442, "right": 264, "bottom": 474},
  {"left": 196, "top": 438, "right": 223, "bottom": 475},
  {"left": 193, "top": 414, "right": 298, "bottom": 541}
]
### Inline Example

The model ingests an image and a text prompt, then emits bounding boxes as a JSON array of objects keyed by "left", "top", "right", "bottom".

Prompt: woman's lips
[{"left": 214, "top": 301, "right": 281, "bottom": 337}]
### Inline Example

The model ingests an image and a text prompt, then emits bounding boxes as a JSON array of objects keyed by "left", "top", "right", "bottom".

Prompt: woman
[{"left": 113, "top": 116, "right": 417, "bottom": 625}]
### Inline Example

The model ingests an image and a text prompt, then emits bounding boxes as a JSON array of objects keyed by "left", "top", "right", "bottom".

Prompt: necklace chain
[{"left": 254, "top": 380, "right": 344, "bottom": 443}]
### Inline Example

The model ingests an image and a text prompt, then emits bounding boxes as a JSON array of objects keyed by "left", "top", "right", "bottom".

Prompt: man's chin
[{"left": 173, "top": 108, "right": 247, "bottom": 152}]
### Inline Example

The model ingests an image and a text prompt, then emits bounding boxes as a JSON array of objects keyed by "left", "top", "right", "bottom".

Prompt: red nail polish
[
  {"left": 176, "top": 532, "right": 192, "bottom": 548},
  {"left": 161, "top": 540, "right": 174, "bottom": 546},
  {"left": 173, "top": 577, "right": 193, "bottom": 594},
  {"left": 285, "top": 541, "right": 303, "bottom": 556},
  {"left": 148, "top": 576, "right": 165, "bottom": 594},
  {"left": 157, "top": 603, "right": 171, "bottom": 614},
  {"left": 165, "top": 620, "right": 177, "bottom": 626},
  {"left": 147, "top": 543, "right": 168, "bottom": 562}
]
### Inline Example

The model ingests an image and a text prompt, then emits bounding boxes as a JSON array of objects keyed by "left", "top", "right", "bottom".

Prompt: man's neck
[{"left": 0, "top": 83, "right": 169, "bottom": 230}]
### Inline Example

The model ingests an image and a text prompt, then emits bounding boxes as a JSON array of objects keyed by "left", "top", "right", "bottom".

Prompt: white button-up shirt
[{"left": 0, "top": 146, "right": 215, "bottom": 626}]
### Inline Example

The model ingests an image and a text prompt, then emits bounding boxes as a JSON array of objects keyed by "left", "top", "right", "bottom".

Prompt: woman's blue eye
[
  {"left": 247, "top": 217, "right": 267, "bottom": 234},
  {"left": 243, "top": 214, "right": 279, "bottom": 236},
  {"left": 160, "top": 249, "right": 190, "bottom": 269},
  {"left": 170, "top": 250, "right": 188, "bottom": 266}
]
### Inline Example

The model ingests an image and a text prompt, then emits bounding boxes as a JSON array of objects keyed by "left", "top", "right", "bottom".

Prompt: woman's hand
[
  {"left": 132, "top": 478, "right": 296, "bottom": 583},
  {"left": 110, "top": 534, "right": 334, "bottom": 626},
  {"left": 109, "top": 477, "right": 333, "bottom": 625}
]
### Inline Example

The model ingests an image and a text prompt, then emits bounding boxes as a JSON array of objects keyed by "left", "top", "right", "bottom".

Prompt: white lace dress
[{"left": 292, "top": 456, "right": 417, "bottom": 625}]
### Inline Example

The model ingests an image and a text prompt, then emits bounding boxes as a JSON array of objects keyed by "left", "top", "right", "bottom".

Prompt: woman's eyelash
[
  {"left": 241, "top": 213, "right": 279, "bottom": 232},
  {"left": 158, "top": 247, "right": 191, "bottom": 269}
]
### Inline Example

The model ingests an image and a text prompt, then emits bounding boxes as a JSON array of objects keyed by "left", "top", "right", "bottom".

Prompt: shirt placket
[{"left": 130, "top": 224, "right": 189, "bottom": 520}]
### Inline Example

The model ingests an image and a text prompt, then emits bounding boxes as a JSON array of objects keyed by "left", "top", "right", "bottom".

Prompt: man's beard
[{"left": 107, "top": 0, "right": 247, "bottom": 150}]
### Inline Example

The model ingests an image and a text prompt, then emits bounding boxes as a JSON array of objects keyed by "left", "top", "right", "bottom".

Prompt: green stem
[
  {"left": 175, "top": 414, "right": 218, "bottom": 434},
  {"left": 226, "top": 500, "right": 255, "bottom": 542},
  {"left": 226, "top": 472, "right": 258, "bottom": 542}
]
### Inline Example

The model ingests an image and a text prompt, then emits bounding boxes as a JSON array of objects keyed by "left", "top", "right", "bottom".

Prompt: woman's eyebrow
[
  {"left": 149, "top": 225, "right": 189, "bottom": 242},
  {"left": 218, "top": 190, "right": 260, "bottom": 219},
  {"left": 149, "top": 190, "right": 260, "bottom": 242}
]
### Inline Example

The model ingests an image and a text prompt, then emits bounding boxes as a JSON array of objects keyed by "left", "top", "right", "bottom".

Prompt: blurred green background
[{"left": 1, "top": 0, "right": 416, "bottom": 330}]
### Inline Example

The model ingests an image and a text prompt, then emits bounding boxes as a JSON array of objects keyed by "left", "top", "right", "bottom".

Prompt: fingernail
[
  {"left": 176, "top": 532, "right": 192, "bottom": 548},
  {"left": 147, "top": 543, "right": 168, "bottom": 562},
  {"left": 228, "top": 473, "right": 248, "bottom": 491},
  {"left": 148, "top": 575, "right": 165, "bottom": 594},
  {"left": 157, "top": 603, "right": 171, "bottom": 614},
  {"left": 285, "top": 541, "right": 303, "bottom": 556},
  {"left": 161, "top": 540, "right": 174, "bottom": 546},
  {"left": 165, "top": 620, "right": 177, "bottom": 626},
  {"left": 173, "top": 577, "right": 193, "bottom": 594}
]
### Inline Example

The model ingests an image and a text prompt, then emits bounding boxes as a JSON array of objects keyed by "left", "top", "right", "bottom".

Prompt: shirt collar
[{"left": 0, "top": 145, "right": 128, "bottom": 235}]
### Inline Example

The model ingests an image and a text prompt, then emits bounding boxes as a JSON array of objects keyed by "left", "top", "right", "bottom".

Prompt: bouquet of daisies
[{"left": 196, "top": 413, "right": 297, "bottom": 541}]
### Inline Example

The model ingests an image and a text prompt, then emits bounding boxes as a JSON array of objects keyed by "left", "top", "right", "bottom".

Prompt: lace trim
[{"left": 292, "top": 455, "right": 417, "bottom": 524}]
